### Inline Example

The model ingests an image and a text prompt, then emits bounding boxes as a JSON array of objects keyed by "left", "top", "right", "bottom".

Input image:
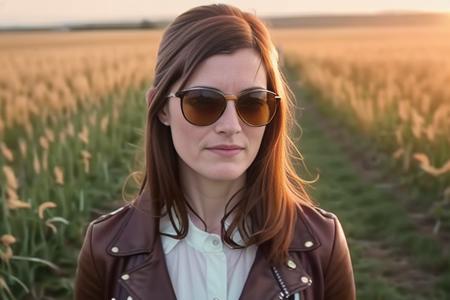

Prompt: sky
[{"left": 1, "top": 0, "right": 450, "bottom": 27}]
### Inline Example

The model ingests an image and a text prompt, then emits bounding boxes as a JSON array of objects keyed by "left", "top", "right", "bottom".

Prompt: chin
[{"left": 202, "top": 168, "right": 246, "bottom": 182}]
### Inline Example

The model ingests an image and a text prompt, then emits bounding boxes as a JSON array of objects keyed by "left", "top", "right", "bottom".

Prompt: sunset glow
[{"left": 1, "top": 0, "right": 450, "bottom": 27}]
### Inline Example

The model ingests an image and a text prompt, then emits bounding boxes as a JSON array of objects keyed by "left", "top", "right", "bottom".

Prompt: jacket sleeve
[
  {"left": 324, "top": 216, "right": 356, "bottom": 300},
  {"left": 74, "top": 221, "right": 104, "bottom": 300}
]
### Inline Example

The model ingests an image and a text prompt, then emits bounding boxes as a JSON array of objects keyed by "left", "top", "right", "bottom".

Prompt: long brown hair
[{"left": 137, "top": 3, "right": 317, "bottom": 266}]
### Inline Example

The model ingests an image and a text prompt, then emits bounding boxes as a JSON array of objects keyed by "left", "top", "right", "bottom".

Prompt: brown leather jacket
[{"left": 75, "top": 191, "right": 356, "bottom": 300}]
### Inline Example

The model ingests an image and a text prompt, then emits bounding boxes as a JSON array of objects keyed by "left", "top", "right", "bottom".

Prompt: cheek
[
  {"left": 247, "top": 127, "right": 266, "bottom": 159},
  {"left": 168, "top": 103, "right": 195, "bottom": 157},
  {"left": 170, "top": 120, "right": 205, "bottom": 161},
  {"left": 172, "top": 127, "right": 194, "bottom": 155}
]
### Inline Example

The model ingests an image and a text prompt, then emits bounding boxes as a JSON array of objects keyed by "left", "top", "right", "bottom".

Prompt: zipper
[
  {"left": 271, "top": 266, "right": 290, "bottom": 299},
  {"left": 271, "top": 266, "right": 302, "bottom": 300}
]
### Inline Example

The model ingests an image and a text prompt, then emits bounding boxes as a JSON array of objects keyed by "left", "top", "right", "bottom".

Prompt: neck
[{"left": 179, "top": 163, "right": 245, "bottom": 235}]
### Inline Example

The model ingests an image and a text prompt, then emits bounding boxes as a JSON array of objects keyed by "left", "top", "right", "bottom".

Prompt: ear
[
  {"left": 147, "top": 87, "right": 170, "bottom": 126},
  {"left": 146, "top": 87, "right": 157, "bottom": 107},
  {"left": 157, "top": 101, "right": 171, "bottom": 127}
]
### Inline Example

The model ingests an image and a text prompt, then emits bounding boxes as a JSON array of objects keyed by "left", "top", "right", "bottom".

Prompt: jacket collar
[
  {"left": 107, "top": 189, "right": 321, "bottom": 256},
  {"left": 106, "top": 189, "right": 157, "bottom": 257},
  {"left": 289, "top": 204, "right": 321, "bottom": 251},
  {"left": 107, "top": 190, "right": 319, "bottom": 299}
]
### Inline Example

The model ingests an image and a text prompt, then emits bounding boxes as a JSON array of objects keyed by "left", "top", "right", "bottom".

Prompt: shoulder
[
  {"left": 82, "top": 203, "right": 135, "bottom": 254},
  {"left": 300, "top": 204, "right": 345, "bottom": 242},
  {"left": 302, "top": 205, "right": 337, "bottom": 220},
  {"left": 296, "top": 204, "right": 348, "bottom": 257},
  {"left": 298, "top": 206, "right": 356, "bottom": 298},
  {"left": 75, "top": 203, "right": 136, "bottom": 298},
  {"left": 83, "top": 198, "right": 157, "bottom": 258},
  {"left": 298, "top": 204, "right": 352, "bottom": 272},
  {"left": 90, "top": 203, "right": 133, "bottom": 226},
  {"left": 86, "top": 202, "right": 135, "bottom": 237},
  {"left": 289, "top": 204, "right": 342, "bottom": 252},
  {"left": 298, "top": 204, "right": 339, "bottom": 238}
]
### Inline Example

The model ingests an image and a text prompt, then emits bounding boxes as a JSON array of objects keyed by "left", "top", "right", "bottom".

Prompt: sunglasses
[{"left": 166, "top": 86, "right": 280, "bottom": 127}]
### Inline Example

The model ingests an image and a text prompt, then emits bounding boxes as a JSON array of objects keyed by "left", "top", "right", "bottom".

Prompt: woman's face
[{"left": 158, "top": 48, "right": 267, "bottom": 182}]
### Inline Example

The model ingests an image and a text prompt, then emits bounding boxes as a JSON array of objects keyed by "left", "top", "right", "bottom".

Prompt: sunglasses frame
[{"left": 166, "top": 86, "right": 281, "bottom": 127}]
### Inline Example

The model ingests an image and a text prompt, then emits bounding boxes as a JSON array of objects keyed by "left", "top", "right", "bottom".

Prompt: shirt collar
[{"left": 159, "top": 211, "right": 243, "bottom": 254}]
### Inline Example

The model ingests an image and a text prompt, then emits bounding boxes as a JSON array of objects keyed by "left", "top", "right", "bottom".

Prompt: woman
[{"left": 75, "top": 4, "right": 356, "bottom": 300}]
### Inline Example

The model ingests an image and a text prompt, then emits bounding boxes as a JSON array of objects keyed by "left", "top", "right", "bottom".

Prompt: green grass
[
  {"left": 286, "top": 64, "right": 450, "bottom": 299},
  {"left": 0, "top": 86, "right": 146, "bottom": 300}
]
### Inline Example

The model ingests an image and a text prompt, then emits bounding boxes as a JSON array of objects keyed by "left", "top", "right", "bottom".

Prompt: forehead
[{"left": 183, "top": 48, "right": 267, "bottom": 93}]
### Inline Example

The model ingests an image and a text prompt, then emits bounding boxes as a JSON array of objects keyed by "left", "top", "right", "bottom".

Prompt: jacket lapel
[
  {"left": 238, "top": 247, "right": 279, "bottom": 299},
  {"left": 239, "top": 205, "right": 320, "bottom": 299},
  {"left": 118, "top": 237, "right": 177, "bottom": 300},
  {"left": 106, "top": 190, "right": 177, "bottom": 300}
]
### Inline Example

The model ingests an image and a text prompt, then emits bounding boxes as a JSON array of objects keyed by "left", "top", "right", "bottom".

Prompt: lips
[
  {"left": 206, "top": 144, "right": 244, "bottom": 150},
  {"left": 205, "top": 144, "right": 244, "bottom": 157}
]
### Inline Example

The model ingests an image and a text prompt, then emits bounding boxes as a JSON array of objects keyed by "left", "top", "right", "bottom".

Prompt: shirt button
[
  {"left": 111, "top": 246, "right": 119, "bottom": 253},
  {"left": 213, "top": 298, "right": 220, "bottom": 300},
  {"left": 212, "top": 239, "right": 220, "bottom": 246}
]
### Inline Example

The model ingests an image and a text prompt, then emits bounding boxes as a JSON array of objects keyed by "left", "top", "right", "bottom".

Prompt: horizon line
[{"left": 1, "top": 9, "right": 449, "bottom": 29}]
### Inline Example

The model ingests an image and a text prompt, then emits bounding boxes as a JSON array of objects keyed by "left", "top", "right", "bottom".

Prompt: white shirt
[{"left": 159, "top": 213, "right": 258, "bottom": 300}]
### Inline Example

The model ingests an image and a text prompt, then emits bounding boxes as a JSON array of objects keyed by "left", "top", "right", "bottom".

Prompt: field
[
  {"left": 0, "top": 30, "right": 162, "bottom": 299},
  {"left": 272, "top": 25, "right": 450, "bottom": 231},
  {"left": 0, "top": 23, "right": 449, "bottom": 299}
]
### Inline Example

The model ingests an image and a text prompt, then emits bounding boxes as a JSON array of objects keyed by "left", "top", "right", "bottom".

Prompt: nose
[{"left": 214, "top": 100, "right": 242, "bottom": 134}]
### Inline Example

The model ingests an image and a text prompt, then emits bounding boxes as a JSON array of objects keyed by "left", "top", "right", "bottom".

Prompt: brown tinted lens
[
  {"left": 236, "top": 91, "right": 277, "bottom": 126},
  {"left": 181, "top": 89, "right": 225, "bottom": 126}
]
